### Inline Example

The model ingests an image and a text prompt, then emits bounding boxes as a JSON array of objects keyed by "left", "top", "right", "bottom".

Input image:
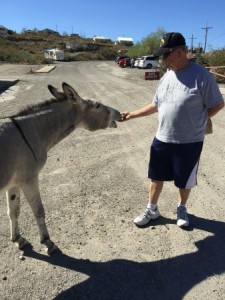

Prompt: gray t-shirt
[{"left": 152, "top": 63, "right": 223, "bottom": 143}]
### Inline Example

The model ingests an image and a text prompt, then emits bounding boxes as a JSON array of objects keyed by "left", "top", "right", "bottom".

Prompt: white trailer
[{"left": 44, "top": 49, "right": 65, "bottom": 61}]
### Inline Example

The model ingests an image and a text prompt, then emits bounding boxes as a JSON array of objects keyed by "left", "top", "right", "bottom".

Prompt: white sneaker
[
  {"left": 134, "top": 207, "right": 160, "bottom": 227},
  {"left": 177, "top": 206, "right": 189, "bottom": 227}
]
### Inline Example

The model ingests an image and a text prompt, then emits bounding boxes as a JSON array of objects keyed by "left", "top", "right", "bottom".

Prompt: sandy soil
[{"left": 0, "top": 61, "right": 225, "bottom": 300}]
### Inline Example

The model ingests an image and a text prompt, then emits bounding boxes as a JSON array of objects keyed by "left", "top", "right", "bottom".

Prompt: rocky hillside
[{"left": 0, "top": 30, "right": 126, "bottom": 64}]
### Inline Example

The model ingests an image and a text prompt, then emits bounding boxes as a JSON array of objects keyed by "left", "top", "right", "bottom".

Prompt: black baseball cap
[{"left": 153, "top": 32, "right": 186, "bottom": 57}]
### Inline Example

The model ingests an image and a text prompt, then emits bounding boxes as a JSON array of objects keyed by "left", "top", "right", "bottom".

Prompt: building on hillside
[
  {"left": 115, "top": 37, "right": 134, "bottom": 46},
  {"left": 93, "top": 36, "right": 112, "bottom": 43},
  {"left": 65, "top": 41, "right": 82, "bottom": 51},
  {"left": 39, "top": 28, "right": 60, "bottom": 36},
  {"left": 70, "top": 33, "right": 80, "bottom": 38},
  {"left": 0, "top": 25, "right": 8, "bottom": 35}
]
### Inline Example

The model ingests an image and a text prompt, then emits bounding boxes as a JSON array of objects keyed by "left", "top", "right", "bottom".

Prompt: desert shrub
[
  {"left": 96, "top": 47, "right": 117, "bottom": 60},
  {"left": 195, "top": 53, "right": 209, "bottom": 66},
  {"left": 205, "top": 49, "right": 225, "bottom": 83},
  {"left": 0, "top": 43, "right": 45, "bottom": 64},
  {"left": 66, "top": 50, "right": 116, "bottom": 61},
  {"left": 71, "top": 52, "right": 96, "bottom": 61},
  {"left": 206, "top": 49, "right": 225, "bottom": 66}
]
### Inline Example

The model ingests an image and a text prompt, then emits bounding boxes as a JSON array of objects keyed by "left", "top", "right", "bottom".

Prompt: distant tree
[
  {"left": 141, "top": 28, "right": 166, "bottom": 54},
  {"left": 127, "top": 28, "right": 166, "bottom": 57}
]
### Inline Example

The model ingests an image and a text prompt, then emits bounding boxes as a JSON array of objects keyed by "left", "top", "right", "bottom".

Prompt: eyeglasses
[{"left": 163, "top": 48, "right": 178, "bottom": 60}]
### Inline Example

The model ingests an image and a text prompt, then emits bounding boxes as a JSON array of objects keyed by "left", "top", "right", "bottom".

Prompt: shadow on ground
[
  {"left": 23, "top": 214, "right": 225, "bottom": 300},
  {"left": 0, "top": 80, "right": 19, "bottom": 94}
]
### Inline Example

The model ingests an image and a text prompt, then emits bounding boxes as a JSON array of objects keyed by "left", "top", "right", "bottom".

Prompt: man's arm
[
  {"left": 208, "top": 102, "right": 224, "bottom": 118},
  {"left": 120, "top": 103, "right": 158, "bottom": 121}
]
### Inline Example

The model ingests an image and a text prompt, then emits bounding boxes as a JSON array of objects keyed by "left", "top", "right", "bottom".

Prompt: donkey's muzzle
[{"left": 109, "top": 109, "right": 121, "bottom": 128}]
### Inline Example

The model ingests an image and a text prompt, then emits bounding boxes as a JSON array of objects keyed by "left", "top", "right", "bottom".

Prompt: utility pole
[
  {"left": 188, "top": 34, "right": 197, "bottom": 52},
  {"left": 201, "top": 25, "right": 213, "bottom": 52}
]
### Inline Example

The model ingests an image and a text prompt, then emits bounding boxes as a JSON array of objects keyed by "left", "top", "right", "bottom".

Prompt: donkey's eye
[{"left": 95, "top": 103, "right": 101, "bottom": 109}]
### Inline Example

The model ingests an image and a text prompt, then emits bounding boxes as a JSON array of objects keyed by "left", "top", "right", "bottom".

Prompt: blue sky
[{"left": 1, "top": 0, "right": 225, "bottom": 50}]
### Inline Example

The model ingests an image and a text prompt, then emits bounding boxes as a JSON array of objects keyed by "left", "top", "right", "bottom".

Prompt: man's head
[{"left": 154, "top": 32, "right": 188, "bottom": 71}]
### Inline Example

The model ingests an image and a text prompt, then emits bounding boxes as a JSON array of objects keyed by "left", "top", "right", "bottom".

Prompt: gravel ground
[{"left": 0, "top": 61, "right": 225, "bottom": 300}]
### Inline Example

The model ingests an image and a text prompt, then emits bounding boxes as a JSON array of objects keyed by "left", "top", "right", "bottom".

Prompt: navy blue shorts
[{"left": 148, "top": 137, "right": 203, "bottom": 189}]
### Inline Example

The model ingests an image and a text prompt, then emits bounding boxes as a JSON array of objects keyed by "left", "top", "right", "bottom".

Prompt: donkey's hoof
[
  {"left": 14, "top": 237, "right": 30, "bottom": 249},
  {"left": 46, "top": 244, "right": 60, "bottom": 255},
  {"left": 42, "top": 239, "right": 60, "bottom": 255}
]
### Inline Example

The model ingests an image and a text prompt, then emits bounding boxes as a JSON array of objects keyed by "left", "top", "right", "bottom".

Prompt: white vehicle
[
  {"left": 134, "top": 57, "right": 141, "bottom": 68},
  {"left": 44, "top": 49, "right": 65, "bottom": 61},
  {"left": 138, "top": 55, "right": 159, "bottom": 69}
]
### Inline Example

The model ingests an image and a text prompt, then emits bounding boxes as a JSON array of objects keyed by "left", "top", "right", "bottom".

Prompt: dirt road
[{"left": 0, "top": 61, "right": 225, "bottom": 299}]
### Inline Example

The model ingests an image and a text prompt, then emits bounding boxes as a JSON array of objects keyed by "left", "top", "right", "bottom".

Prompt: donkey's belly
[{"left": 0, "top": 172, "right": 19, "bottom": 194}]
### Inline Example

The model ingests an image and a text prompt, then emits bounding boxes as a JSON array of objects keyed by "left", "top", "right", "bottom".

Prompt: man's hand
[
  {"left": 119, "top": 112, "right": 132, "bottom": 122},
  {"left": 119, "top": 103, "right": 158, "bottom": 122}
]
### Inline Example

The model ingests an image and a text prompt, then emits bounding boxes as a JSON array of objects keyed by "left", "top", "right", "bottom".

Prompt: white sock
[{"left": 147, "top": 203, "right": 157, "bottom": 211}]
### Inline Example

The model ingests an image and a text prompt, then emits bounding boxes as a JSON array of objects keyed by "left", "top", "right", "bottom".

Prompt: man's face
[{"left": 162, "top": 48, "right": 179, "bottom": 69}]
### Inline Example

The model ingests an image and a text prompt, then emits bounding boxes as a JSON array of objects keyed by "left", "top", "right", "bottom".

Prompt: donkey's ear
[
  {"left": 62, "top": 82, "right": 83, "bottom": 104},
  {"left": 48, "top": 85, "right": 66, "bottom": 100}
]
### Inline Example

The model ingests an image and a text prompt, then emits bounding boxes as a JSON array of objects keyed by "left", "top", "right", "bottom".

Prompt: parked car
[
  {"left": 138, "top": 55, "right": 159, "bottom": 69},
  {"left": 118, "top": 57, "right": 131, "bottom": 68},
  {"left": 134, "top": 57, "right": 141, "bottom": 68},
  {"left": 115, "top": 55, "right": 130, "bottom": 64}
]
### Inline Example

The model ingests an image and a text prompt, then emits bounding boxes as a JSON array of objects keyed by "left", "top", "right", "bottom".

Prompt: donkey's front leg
[
  {"left": 21, "top": 178, "right": 59, "bottom": 255},
  {"left": 6, "top": 187, "right": 29, "bottom": 249}
]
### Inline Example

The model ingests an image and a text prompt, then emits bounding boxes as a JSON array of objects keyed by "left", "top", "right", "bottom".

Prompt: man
[{"left": 120, "top": 32, "right": 224, "bottom": 227}]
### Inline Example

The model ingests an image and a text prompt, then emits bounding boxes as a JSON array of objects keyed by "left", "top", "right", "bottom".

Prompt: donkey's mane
[{"left": 15, "top": 97, "right": 67, "bottom": 117}]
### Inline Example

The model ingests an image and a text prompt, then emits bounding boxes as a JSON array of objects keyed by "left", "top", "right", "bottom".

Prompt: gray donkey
[{"left": 0, "top": 82, "right": 121, "bottom": 254}]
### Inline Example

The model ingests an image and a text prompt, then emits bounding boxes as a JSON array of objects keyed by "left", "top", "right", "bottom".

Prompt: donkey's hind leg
[
  {"left": 6, "top": 187, "right": 29, "bottom": 249},
  {"left": 21, "top": 178, "right": 59, "bottom": 255}
]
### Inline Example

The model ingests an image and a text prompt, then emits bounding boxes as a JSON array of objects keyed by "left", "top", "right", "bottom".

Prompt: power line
[
  {"left": 209, "top": 32, "right": 225, "bottom": 43},
  {"left": 201, "top": 25, "right": 213, "bottom": 52}
]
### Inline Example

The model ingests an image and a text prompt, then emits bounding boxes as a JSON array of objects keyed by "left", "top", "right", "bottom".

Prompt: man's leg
[
  {"left": 134, "top": 180, "right": 163, "bottom": 227},
  {"left": 178, "top": 188, "right": 191, "bottom": 205},
  {"left": 149, "top": 180, "right": 164, "bottom": 204},
  {"left": 177, "top": 188, "right": 191, "bottom": 227},
  {"left": 174, "top": 141, "right": 203, "bottom": 227}
]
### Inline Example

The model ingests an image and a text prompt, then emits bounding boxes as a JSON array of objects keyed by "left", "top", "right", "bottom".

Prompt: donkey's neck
[
  {"left": 16, "top": 100, "right": 81, "bottom": 154},
  {"left": 44, "top": 105, "right": 78, "bottom": 150}
]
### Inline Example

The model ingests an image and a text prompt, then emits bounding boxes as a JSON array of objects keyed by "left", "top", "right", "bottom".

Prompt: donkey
[{"left": 0, "top": 82, "right": 121, "bottom": 254}]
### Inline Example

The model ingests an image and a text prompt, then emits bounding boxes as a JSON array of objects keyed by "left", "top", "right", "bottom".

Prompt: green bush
[
  {"left": 206, "top": 49, "right": 225, "bottom": 66},
  {"left": 205, "top": 49, "right": 225, "bottom": 83}
]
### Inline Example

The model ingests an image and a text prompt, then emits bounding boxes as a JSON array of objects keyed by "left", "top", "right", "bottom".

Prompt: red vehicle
[
  {"left": 118, "top": 57, "right": 131, "bottom": 68},
  {"left": 115, "top": 55, "right": 130, "bottom": 63}
]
